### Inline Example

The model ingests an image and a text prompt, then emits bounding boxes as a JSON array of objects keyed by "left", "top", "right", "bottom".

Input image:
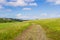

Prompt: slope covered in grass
[
  {"left": 0, "top": 22, "right": 31, "bottom": 40},
  {"left": 0, "top": 18, "right": 60, "bottom": 40},
  {"left": 32, "top": 18, "right": 60, "bottom": 40}
]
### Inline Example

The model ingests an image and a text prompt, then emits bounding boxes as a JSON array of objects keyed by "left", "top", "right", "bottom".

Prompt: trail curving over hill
[{"left": 14, "top": 23, "right": 48, "bottom": 40}]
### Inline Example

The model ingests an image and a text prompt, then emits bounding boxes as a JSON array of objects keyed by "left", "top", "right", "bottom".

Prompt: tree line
[{"left": 0, "top": 18, "right": 27, "bottom": 23}]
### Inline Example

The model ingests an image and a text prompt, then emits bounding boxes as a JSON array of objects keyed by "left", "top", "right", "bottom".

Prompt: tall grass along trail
[{"left": 14, "top": 24, "right": 48, "bottom": 40}]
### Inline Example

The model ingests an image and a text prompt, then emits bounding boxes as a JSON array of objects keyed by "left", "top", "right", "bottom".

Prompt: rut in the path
[{"left": 14, "top": 24, "right": 48, "bottom": 40}]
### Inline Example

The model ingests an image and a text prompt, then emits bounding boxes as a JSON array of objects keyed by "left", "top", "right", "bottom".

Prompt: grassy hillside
[
  {"left": 32, "top": 18, "right": 60, "bottom": 40},
  {"left": 0, "top": 18, "right": 60, "bottom": 40},
  {"left": 0, "top": 22, "right": 31, "bottom": 40}
]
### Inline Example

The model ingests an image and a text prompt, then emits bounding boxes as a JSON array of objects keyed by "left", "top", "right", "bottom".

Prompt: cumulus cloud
[
  {"left": 16, "top": 13, "right": 29, "bottom": 19},
  {"left": 16, "top": 13, "right": 39, "bottom": 19},
  {"left": 29, "top": 3, "right": 37, "bottom": 6},
  {"left": 6, "top": 0, "right": 27, "bottom": 6},
  {"left": 46, "top": 0, "right": 60, "bottom": 5},
  {"left": 0, "top": 0, "right": 37, "bottom": 7},
  {"left": 40, "top": 13, "right": 48, "bottom": 16},
  {"left": 40, "top": 13, "right": 60, "bottom": 18},
  {"left": 22, "top": 8, "right": 32, "bottom": 10},
  {"left": 16, "top": 13, "right": 60, "bottom": 19},
  {"left": 6, "top": 9, "right": 12, "bottom": 12},
  {"left": 25, "top": 0, "right": 35, "bottom": 2},
  {"left": 0, "top": 5, "right": 3, "bottom": 9},
  {"left": 16, "top": 13, "right": 22, "bottom": 17},
  {"left": 0, "top": 0, "right": 6, "bottom": 3}
]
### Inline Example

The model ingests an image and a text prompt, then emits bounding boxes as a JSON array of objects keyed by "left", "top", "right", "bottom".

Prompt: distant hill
[{"left": 0, "top": 18, "right": 27, "bottom": 23}]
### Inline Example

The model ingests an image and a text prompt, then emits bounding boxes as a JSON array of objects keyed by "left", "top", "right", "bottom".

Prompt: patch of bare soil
[{"left": 14, "top": 24, "right": 48, "bottom": 40}]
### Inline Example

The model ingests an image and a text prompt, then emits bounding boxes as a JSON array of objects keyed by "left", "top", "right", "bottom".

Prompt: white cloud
[
  {"left": 16, "top": 13, "right": 29, "bottom": 19},
  {"left": 25, "top": 0, "right": 35, "bottom": 2},
  {"left": 22, "top": 8, "right": 32, "bottom": 10},
  {"left": 0, "top": 5, "right": 2, "bottom": 9},
  {"left": 16, "top": 13, "right": 60, "bottom": 19},
  {"left": 0, "top": 0, "right": 6, "bottom": 3},
  {"left": 29, "top": 3, "right": 37, "bottom": 6},
  {"left": 6, "top": 9, "right": 12, "bottom": 12},
  {"left": 40, "top": 13, "right": 60, "bottom": 18},
  {"left": 16, "top": 13, "right": 22, "bottom": 17},
  {"left": 0, "top": 0, "right": 37, "bottom": 7},
  {"left": 46, "top": 0, "right": 60, "bottom": 5},
  {"left": 0, "top": 0, "right": 6, "bottom": 5},
  {"left": 16, "top": 13, "right": 48, "bottom": 19},
  {"left": 32, "top": 16, "right": 39, "bottom": 19},
  {"left": 6, "top": 0, "right": 27, "bottom": 6},
  {"left": 16, "top": 13, "right": 41, "bottom": 19},
  {"left": 0, "top": 5, "right": 3, "bottom": 9},
  {"left": 41, "top": 13, "right": 48, "bottom": 16}
]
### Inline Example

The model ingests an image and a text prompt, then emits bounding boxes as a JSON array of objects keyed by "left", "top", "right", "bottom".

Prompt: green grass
[
  {"left": 0, "top": 18, "right": 60, "bottom": 40},
  {"left": 31, "top": 18, "right": 60, "bottom": 40},
  {"left": 0, "top": 22, "right": 31, "bottom": 40}
]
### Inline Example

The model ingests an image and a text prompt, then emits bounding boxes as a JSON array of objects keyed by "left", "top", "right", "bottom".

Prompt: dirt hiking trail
[{"left": 14, "top": 24, "right": 48, "bottom": 40}]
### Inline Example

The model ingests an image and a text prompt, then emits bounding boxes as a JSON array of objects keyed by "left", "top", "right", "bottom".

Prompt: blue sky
[{"left": 0, "top": 0, "right": 60, "bottom": 20}]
